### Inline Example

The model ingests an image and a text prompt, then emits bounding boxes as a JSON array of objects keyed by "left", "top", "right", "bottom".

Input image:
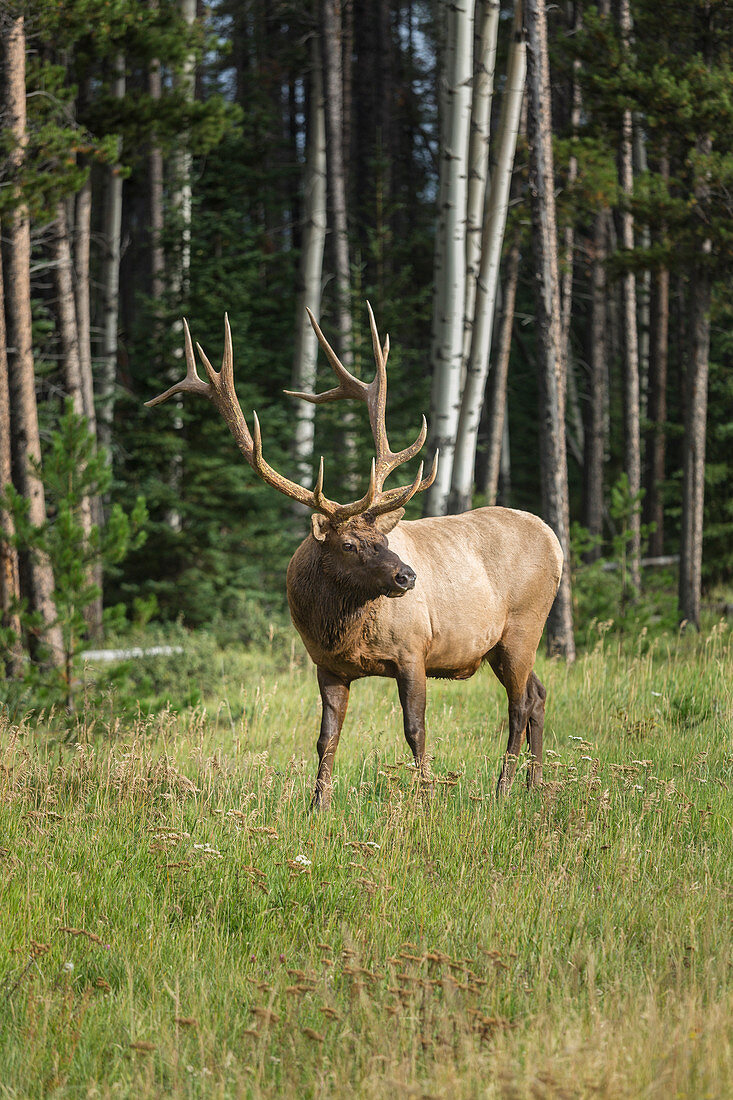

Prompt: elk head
[{"left": 145, "top": 304, "right": 437, "bottom": 597}]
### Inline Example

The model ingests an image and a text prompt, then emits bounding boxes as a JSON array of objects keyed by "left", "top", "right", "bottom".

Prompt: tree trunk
[
  {"left": 643, "top": 150, "right": 669, "bottom": 558},
  {"left": 582, "top": 212, "right": 609, "bottom": 560},
  {"left": 321, "top": 0, "right": 356, "bottom": 485},
  {"left": 342, "top": 0, "right": 354, "bottom": 191},
  {"left": 424, "top": 0, "right": 474, "bottom": 515},
  {"left": 2, "top": 15, "right": 62, "bottom": 665},
  {"left": 291, "top": 35, "right": 328, "bottom": 504},
  {"left": 462, "top": 0, "right": 501, "bottom": 370},
  {"left": 74, "top": 178, "right": 95, "bottom": 432},
  {"left": 97, "top": 54, "right": 125, "bottom": 457},
  {"left": 149, "top": 0, "right": 165, "bottom": 303},
  {"left": 525, "top": 0, "right": 575, "bottom": 661},
  {"left": 52, "top": 202, "right": 85, "bottom": 416},
  {"left": 633, "top": 117, "right": 651, "bottom": 417},
  {"left": 678, "top": 267, "right": 710, "bottom": 630},
  {"left": 556, "top": 1, "right": 581, "bottom": 378},
  {"left": 616, "top": 0, "right": 641, "bottom": 595},
  {"left": 0, "top": 226, "right": 23, "bottom": 676},
  {"left": 449, "top": 2, "right": 525, "bottom": 514},
  {"left": 171, "top": 0, "right": 197, "bottom": 296},
  {"left": 72, "top": 180, "right": 104, "bottom": 639},
  {"left": 481, "top": 233, "right": 520, "bottom": 505},
  {"left": 678, "top": 128, "right": 712, "bottom": 630},
  {"left": 165, "top": 0, "right": 197, "bottom": 531}
]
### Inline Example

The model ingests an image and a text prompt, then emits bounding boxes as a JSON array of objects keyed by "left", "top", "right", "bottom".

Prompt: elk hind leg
[
  {"left": 488, "top": 638, "right": 539, "bottom": 800},
  {"left": 488, "top": 642, "right": 533, "bottom": 797},
  {"left": 525, "top": 671, "right": 546, "bottom": 789}
]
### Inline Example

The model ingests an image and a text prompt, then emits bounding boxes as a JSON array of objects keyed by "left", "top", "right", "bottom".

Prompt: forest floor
[{"left": 1, "top": 621, "right": 732, "bottom": 1098}]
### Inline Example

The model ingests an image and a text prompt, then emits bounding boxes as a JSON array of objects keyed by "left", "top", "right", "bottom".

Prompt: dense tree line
[{"left": 1, "top": 0, "right": 731, "bottom": 684}]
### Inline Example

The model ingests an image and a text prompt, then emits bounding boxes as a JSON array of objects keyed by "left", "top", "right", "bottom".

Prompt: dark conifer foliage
[{"left": 1, "top": 0, "right": 730, "bottom": 674}]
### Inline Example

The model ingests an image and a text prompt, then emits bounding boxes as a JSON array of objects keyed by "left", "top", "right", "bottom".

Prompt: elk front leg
[
  {"left": 312, "top": 667, "right": 350, "bottom": 811},
  {"left": 396, "top": 663, "right": 430, "bottom": 783}
]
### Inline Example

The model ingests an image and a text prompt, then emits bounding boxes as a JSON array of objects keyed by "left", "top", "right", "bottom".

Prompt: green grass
[{"left": 1, "top": 621, "right": 732, "bottom": 1098}]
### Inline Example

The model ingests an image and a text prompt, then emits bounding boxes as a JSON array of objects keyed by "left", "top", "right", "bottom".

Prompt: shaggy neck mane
[{"left": 289, "top": 537, "right": 378, "bottom": 654}]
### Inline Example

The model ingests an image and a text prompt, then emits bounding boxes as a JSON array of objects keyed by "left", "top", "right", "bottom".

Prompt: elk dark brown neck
[{"left": 287, "top": 536, "right": 377, "bottom": 657}]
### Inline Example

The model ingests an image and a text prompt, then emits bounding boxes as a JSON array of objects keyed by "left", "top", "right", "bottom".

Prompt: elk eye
[{"left": 342, "top": 541, "right": 357, "bottom": 552}]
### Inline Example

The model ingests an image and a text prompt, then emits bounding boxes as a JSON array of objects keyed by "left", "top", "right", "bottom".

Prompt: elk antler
[
  {"left": 286, "top": 303, "right": 438, "bottom": 517},
  {"left": 144, "top": 306, "right": 437, "bottom": 523}
]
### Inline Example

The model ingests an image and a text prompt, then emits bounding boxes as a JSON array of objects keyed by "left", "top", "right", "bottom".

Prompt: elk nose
[{"left": 394, "top": 566, "right": 416, "bottom": 591}]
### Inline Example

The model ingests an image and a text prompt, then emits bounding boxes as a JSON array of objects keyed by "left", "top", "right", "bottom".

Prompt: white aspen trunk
[
  {"left": 97, "top": 54, "right": 125, "bottom": 458},
  {"left": 481, "top": 233, "right": 520, "bottom": 504},
  {"left": 3, "top": 15, "right": 63, "bottom": 665},
  {"left": 425, "top": 0, "right": 474, "bottom": 515},
  {"left": 462, "top": 0, "right": 501, "bottom": 371},
  {"left": 291, "top": 36, "right": 328, "bottom": 503},
  {"left": 430, "top": 0, "right": 451, "bottom": 410},
  {"left": 448, "top": 1, "right": 525, "bottom": 514},
  {"left": 321, "top": 0, "right": 357, "bottom": 489},
  {"left": 617, "top": 0, "right": 641, "bottom": 595},
  {"left": 525, "top": 0, "right": 575, "bottom": 662}
]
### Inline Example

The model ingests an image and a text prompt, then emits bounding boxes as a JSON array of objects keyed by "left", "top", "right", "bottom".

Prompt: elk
[{"left": 146, "top": 305, "right": 563, "bottom": 808}]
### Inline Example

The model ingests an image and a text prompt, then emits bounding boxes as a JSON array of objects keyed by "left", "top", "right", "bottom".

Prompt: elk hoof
[{"left": 309, "top": 787, "right": 332, "bottom": 813}]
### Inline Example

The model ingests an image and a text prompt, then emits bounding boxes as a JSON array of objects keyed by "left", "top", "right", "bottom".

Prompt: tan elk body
[{"left": 146, "top": 306, "right": 562, "bottom": 807}]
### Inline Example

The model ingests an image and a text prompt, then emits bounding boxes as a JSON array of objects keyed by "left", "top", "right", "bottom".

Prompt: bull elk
[{"left": 146, "top": 306, "right": 562, "bottom": 808}]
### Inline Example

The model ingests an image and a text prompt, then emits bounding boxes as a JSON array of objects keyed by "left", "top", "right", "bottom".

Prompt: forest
[
  {"left": 1, "top": 0, "right": 731, "bottom": 698},
  {"left": 1, "top": 5, "right": 732, "bottom": 1098}
]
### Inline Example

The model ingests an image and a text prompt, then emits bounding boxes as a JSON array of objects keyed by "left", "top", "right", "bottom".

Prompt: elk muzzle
[{"left": 388, "top": 562, "right": 416, "bottom": 597}]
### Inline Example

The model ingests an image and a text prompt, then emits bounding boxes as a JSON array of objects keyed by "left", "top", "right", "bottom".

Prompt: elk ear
[
  {"left": 311, "top": 513, "right": 330, "bottom": 542},
  {"left": 373, "top": 508, "right": 405, "bottom": 535}
]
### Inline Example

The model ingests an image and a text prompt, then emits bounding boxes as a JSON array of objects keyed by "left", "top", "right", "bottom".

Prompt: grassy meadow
[{"left": 1, "top": 620, "right": 732, "bottom": 1098}]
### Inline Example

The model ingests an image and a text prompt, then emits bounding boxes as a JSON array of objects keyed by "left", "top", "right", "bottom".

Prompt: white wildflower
[{"left": 293, "top": 854, "right": 312, "bottom": 866}]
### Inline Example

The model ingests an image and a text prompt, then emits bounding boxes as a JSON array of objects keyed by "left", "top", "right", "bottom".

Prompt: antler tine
[
  {"left": 313, "top": 456, "right": 328, "bottom": 512},
  {"left": 144, "top": 318, "right": 212, "bottom": 407},
  {"left": 369, "top": 461, "right": 425, "bottom": 517},
  {"left": 221, "top": 312, "right": 234, "bottom": 387},
  {"left": 292, "top": 307, "right": 369, "bottom": 403},
  {"left": 365, "top": 300, "right": 388, "bottom": 431},
  {"left": 369, "top": 449, "right": 440, "bottom": 516},
  {"left": 145, "top": 308, "right": 434, "bottom": 528},
  {"left": 364, "top": 305, "right": 428, "bottom": 493},
  {"left": 251, "top": 411, "right": 339, "bottom": 516}
]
